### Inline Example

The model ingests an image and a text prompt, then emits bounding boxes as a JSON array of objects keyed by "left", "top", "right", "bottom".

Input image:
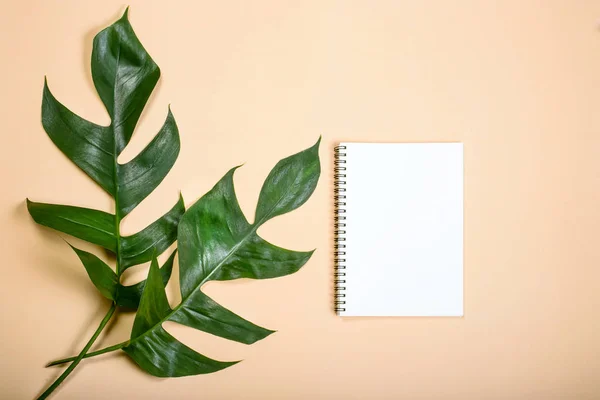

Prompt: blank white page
[{"left": 338, "top": 143, "right": 463, "bottom": 317}]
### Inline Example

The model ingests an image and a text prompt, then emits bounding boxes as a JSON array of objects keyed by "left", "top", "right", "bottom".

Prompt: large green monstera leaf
[
  {"left": 125, "top": 139, "right": 320, "bottom": 376},
  {"left": 27, "top": 9, "right": 182, "bottom": 308}
]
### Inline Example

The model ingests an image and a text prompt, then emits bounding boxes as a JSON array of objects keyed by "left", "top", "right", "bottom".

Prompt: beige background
[{"left": 1, "top": 0, "right": 599, "bottom": 398}]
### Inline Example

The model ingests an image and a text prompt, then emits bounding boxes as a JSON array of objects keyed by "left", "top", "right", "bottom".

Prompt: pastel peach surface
[{"left": 1, "top": 1, "right": 599, "bottom": 399}]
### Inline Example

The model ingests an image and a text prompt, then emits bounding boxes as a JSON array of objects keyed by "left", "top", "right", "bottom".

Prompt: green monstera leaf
[
  {"left": 27, "top": 9, "right": 182, "bottom": 309},
  {"left": 126, "top": 138, "right": 321, "bottom": 376},
  {"left": 48, "top": 139, "right": 321, "bottom": 377}
]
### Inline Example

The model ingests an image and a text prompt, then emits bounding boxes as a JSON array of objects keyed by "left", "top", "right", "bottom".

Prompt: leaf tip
[
  {"left": 42, "top": 77, "right": 51, "bottom": 94},
  {"left": 230, "top": 164, "right": 244, "bottom": 175},
  {"left": 25, "top": 198, "right": 37, "bottom": 215},
  {"left": 41, "top": 77, "right": 56, "bottom": 108},
  {"left": 151, "top": 248, "right": 159, "bottom": 263},
  {"left": 178, "top": 192, "right": 186, "bottom": 209},
  {"left": 25, "top": 199, "right": 36, "bottom": 220},
  {"left": 166, "top": 105, "right": 177, "bottom": 123},
  {"left": 63, "top": 238, "right": 76, "bottom": 250},
  {"left": 122, "top": 6, "right": 130, "bottom": 20},
  {"left": 311, "top": 136, "right": 321, "bottom": 152}
]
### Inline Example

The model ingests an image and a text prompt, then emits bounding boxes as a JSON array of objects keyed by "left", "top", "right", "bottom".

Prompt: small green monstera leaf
[
  {"left": 122, "top": 139, "right": 320, "bottom": 376},
  {"left": 27, "top": 9, "right": 182, "bottom": 308}
]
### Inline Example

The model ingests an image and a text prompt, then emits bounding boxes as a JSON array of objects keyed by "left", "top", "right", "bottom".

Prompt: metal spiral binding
[{"left": 334, "top": 145, "right": 347, "bottom": 313}]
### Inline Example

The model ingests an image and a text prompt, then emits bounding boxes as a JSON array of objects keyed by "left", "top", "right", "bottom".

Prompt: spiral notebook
[{"left": 334, "top": 142, "right": 463, "bottom": 317}]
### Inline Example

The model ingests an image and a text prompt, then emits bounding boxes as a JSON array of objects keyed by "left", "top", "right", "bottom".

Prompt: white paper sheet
[{"left": 338, "top": 142, "right": 463, "bottom": 316}]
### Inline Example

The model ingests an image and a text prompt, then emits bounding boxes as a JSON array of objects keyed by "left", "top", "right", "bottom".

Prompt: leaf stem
[
  {"left": 46, "top": 340, "right": 127, "bottom": 367},
  {"left": 37, "top": 303, "right": 116, "bottom": 399}
]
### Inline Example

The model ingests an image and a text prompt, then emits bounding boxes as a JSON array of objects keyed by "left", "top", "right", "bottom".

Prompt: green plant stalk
[
  {"left": 47, "top": 212, "right": 127, "bottom": 370},
  {"left": 37, "top": 303, "right": 116, "bottom": 399},
  {"left": 40, "top": 197, "right": 127, "bottom": 372},
  {"left": 46, "top": 341, "right": 125, "bottom": 367},
  {"left": 43, "top": 198, "right": 125, "bottom": 380}
]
